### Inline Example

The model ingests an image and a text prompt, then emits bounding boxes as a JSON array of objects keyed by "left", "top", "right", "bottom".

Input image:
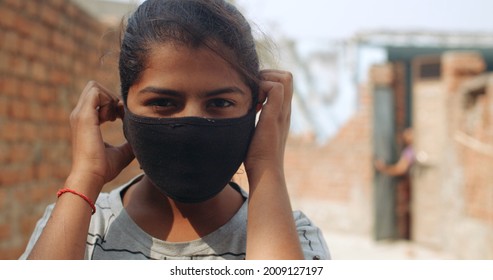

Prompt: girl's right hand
[
  {"left": 67, "top": 81, "right": 134, "bottom": 198},
  {"left": 27, "top": 81, "right": 134, "bottom": 259}
]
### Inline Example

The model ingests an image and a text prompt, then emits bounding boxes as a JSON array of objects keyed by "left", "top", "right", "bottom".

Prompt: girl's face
[{"left": 127, "top": 44, "right": 252, "bottom": 119}]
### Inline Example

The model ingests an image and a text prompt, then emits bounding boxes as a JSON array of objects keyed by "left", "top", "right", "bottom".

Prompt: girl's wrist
[
  {"left": 246, "top": 163, "right": 286, "bottom": 192},
  {"left": 64, "top": 172, "right": 105, "bottom": 202}
]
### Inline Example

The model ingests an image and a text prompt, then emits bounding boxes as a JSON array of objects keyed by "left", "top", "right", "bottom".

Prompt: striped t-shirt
[{"left": 20, "top": 176, "right": 330, "bottom": 260}]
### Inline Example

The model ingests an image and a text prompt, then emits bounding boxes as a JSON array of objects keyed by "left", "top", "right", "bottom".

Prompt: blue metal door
[{"left": 373, "top": 85, "right": 398, "bottom": 240}]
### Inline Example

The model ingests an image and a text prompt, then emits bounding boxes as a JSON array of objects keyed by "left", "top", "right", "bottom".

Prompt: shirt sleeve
[
  {"left": 18, "top": 203, "right": 55, "bottom": 260},
  {"left": 402, "top": 146, "right": 415, "bottom": 165},
  {"left": 293, "top": 210, "right": 331, "bottom": 260}
]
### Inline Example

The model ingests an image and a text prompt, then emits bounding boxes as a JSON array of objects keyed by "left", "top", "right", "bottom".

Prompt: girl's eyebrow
[
  {"left": 138, "top": 87, "right": 183, "bottom": 97},
  {"left": 138, "top": 86, "right": 246, "bottom": 97},
  {"left": 205, "top": 86, "right": 246, "bottom": 97}
]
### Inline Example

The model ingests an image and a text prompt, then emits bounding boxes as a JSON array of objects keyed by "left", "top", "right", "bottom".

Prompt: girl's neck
[{"left": 122, "top": 175, "right": 244, "bottom": 242}]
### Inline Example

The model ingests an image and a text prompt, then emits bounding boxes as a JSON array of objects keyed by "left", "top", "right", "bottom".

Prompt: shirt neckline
[{"left": 107, "top": 174, "right": 249, "bottom": 257}]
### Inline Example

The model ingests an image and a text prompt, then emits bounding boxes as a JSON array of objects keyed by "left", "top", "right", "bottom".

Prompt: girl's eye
[
  {"left": 208, "top": 99, "right": 233, "bottom": 108},
  {"left": 147, "top": 99, "right": 176, "bottom": 108},
  {"left": 146, "top": 99, "right": 179, "bottom": 114}
]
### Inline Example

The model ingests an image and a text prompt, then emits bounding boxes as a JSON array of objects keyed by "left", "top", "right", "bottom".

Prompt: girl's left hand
[
  {"left": 243, "top": 70, "right": 304, "bottom": 259},
  {"left": 244, "top": 69, "right": 293, "bottom": 177}
]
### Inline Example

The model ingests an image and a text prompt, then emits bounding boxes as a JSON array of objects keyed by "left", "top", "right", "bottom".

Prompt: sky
[
  {"left": 115, "top": 0, "right": 493, "bottom": 45},
  {"left": 235, "top": 0, "right": 493, "bottom": 42}
]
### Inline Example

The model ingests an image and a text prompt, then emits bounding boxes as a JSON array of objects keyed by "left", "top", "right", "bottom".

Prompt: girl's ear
[
  {"left": 117, "top": 100, "right": 125, "bottom": 119},
  {"left": 255, "top": 102, "right": 263, "bottom": 113},
  {"left": 255, "top": 90, "right": 267, "bottom": 113}
]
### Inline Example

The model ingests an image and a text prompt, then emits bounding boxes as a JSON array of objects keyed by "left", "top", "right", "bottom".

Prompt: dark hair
[{"left": 119, "top": 0, "right": 260, "bottom": 104}]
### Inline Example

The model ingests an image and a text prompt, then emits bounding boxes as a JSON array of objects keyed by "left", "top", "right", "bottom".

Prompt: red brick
[
  {"left": 13, "top": 16, "right": 33, "bottom": 37},
  {"left": 36, "top": 45, "right": 55, "bottom": 64},
  {"left": 50, "top": 69, "right": 71, "bottom": 85},
  {"left": 0, "top": 6, "right": 16, "bottom": 29},
  {"left": 24, "top": 0, "right": 40, "bottom": 19},
  {"left": 37, "top": 85, "right": 56, "bottom": 104},
  {"left": 65, "top": 2, "right": 80, "bottom": 22},
  {"left": 0, "top": 246, "right": 25, "bottom": 260},
  {"left": 30, "top": 60, "right": 48, "bottom": 82},
  {"left": 10, "top": 56, "right": 30, "bottom": 77},
  {"left": 9, "top": 99, "right": 29, "bottom": 120},
  {"left": 52, "top": 162, "right": 70, "bottom": 180},
  {"left": 27, "top": 184, "right": 53, "bottom": 204},
  {"left": 55, "top": 52, "right": 72, "bottom": 70},
  {"left": 0, "top": 188, "right": 7, "bottom": 209},
  {"left": 19, "top": 37, "right": 38, "bottom": 59},
  {"left": 1, "top": 31, "right": 20, "bottom": 53},
  {"left": 44, "top": 105, "right": 58, "bottom": 123},
  {"left": 0, "top": 96, "right": 8, "bottom": 117},
  {"left": 28, "top": 102, "right": 43, "bottom": 121},
  {"left": 51, "top": 0, "right": 65, "bottom": 9},
  {"left": 1, "top": 120, "right": 19, "bottom": 142},
  {"left": 40, "top": 5, "right": 60, "bottom": 27},
  {"left": 7, "top": 143, "right": 31, "bottom": 164},
  {"left": 18, "top": 79, "right": 36, "bottom": 100},
  {"left": 40, "top": 125, "right": 54, "bottom": 141},
  {"left": 50, "top": 30, "right": 62, "bottom": 48},
  {"left": 55, "top": 125, "right": 70, "bottom": 140},
  {"left": 0, "top": 52, "right": 8, "bottom": 73},
  {"left": 34, "top": 163, "right": 51, "bottom": 181},
  {"left": 0, "top": 224, "right": 12, "bottom": 241},
  {"left": 22, "top": 122, "right": 39, "bottom": 141},
  {"left": 21, "top": 215, "right": 40, "bottom": 238},
  {"left": 0, "top": 166, "right": 22, "bottom": 186},
  {"left": 3, "top": 0, "right": 23, "bottom": 9}
]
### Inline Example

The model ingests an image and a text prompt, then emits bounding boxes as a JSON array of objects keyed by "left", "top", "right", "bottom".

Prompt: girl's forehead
[
  {"left": 132, "top": 43, "right": 252, "bottom": 96},
  {"left": 146, "top": 44, "right": 238, "bottom": 75}
]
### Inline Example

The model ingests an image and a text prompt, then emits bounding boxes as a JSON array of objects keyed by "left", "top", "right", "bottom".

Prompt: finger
[
  {"left": 101, "top": 141, "right": 135, "bottom": 182},
  {"left": 115, "top": 141, "right": 135, "bottom": 171},
  {"left": 260, "top": 71, "right": 293, "bottom": 96},
  {"left": 260, "top": 70, "right": 293, "bottom": 113},
  {"left": 76, "top": 81, "right": 121, "bottom": 125},
  {"left": 78, "top": 81, "right": 118, "bottom": 109},
  {"left": 117, "top": 100, "right": 125, "bottom": 120},
  {"left": 258, "top": 80, "right": 284, "bottom": 122},
  {"left": 97, "top": 98, "right": 120, "bottom": 123}
]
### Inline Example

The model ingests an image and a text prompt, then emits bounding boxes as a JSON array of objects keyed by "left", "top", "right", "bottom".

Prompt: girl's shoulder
[
  {"left": 87, "top": 176, "right": 143, "bottom": 245},
  {"left": 292, "top": 210, "right": 332, "bottom": 260}
]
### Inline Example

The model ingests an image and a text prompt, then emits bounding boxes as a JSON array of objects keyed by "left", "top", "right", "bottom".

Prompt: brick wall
[
  {"left": 450, "top": 73, "right": 493, "bottom": 259},
  {"left": 0, "top": 0, "right": 140, "bottom": 259},
  {"left": 282, "top": 84, "right": 374, "bottom": 235},
  {"left": 411, "top": 51, "right": 493, "bottom": 258},
  {"left": 442, "top": 53, "right": 493, "bottom": 225}
]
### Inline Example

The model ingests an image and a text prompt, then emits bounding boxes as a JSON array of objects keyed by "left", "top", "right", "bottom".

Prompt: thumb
[{"left": 116, "top": 141, "right": 135, "bottom": 169}]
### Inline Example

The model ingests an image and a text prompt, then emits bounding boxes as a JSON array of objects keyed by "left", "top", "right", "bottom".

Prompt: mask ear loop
[{"left": 250, "top": 78, "right": 262, "bottom": 114}]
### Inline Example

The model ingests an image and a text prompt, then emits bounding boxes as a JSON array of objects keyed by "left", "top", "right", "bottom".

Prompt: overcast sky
[
  {"left": 116, "top": 0, "right": 493, "bottom": 41},
  {"left": 236, "top": 0, "right": 493, "bottom": 41}
]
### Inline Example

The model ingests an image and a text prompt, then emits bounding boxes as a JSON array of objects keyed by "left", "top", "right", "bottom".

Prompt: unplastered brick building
[{"left": 0, "top": 0, "right": 141, "bottom": 259}]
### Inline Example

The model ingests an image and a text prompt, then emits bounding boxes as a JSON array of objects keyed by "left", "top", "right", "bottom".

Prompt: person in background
[
  {"left": 374, "top": 128, "right": 415, "bottom": 176},
  {"left": 375, "top": 127, "right": 414, "bottom": 240}
]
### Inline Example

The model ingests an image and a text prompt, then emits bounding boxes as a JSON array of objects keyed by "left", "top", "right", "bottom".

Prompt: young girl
[{"left": 21, "top": 0, "right": 329, "bottom": 260}]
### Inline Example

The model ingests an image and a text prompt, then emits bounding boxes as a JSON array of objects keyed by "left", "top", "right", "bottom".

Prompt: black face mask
[{"left": 123, "top": 108, "right": 256, "bottom": 203}]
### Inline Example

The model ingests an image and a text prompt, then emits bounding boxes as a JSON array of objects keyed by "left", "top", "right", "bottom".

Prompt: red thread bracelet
[{"left": 57, "top": 188, "right": 96, "bottom": 215}]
